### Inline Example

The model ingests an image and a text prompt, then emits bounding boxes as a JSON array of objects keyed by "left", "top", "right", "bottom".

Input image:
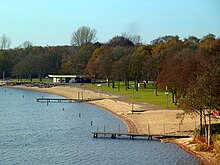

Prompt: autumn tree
[
  {"left": 157, "top": 48, "right": 199, "bottom": 104},
  {"left": 121, "top": 32, "right": 142, "bottom": 45},
  {"left": 108, "top": 35, "right": 134, "bottom": 47},
  {"left": 110, "top": 46, "right": 134, "bottom": 89},
  {"left": 179, "top": 51, "right": 220, "bottom": 136},
  {"left": 84, "top": 46, "right": 104, "bottom": 81},
  {"left": 0, "top": 50, "right": 13, "bottom": 79}
]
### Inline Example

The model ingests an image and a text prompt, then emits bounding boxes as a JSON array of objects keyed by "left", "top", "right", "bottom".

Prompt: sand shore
[{"left": 7, "top": 85, "right": 219, "bottom": 164}]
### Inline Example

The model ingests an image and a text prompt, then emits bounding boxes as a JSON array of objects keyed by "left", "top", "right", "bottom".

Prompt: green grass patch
[{"left": 85, "top": 82, "right": 177, "bottom": 108}]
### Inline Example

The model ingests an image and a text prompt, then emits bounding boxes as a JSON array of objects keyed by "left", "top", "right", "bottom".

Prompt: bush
[
  {"left": 212, "top": 134, "right": 220, "bottom": 142},
  {"left": 195, "top": 141, "right": 208, "bottom": 152}
]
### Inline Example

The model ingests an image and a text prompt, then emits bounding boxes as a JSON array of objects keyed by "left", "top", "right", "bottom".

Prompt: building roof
[{"left": 48, "top": 75, "right": 81, "bottom": 78}]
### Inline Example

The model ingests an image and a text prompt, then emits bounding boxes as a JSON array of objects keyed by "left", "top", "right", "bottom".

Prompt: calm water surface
[{"left": 0, "top": 87, "right": 201, "bottom": 165}]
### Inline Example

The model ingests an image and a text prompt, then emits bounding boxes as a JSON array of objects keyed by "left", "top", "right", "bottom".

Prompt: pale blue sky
[{"left": 0, "top": 0, "right": 219, "bottom": 48}]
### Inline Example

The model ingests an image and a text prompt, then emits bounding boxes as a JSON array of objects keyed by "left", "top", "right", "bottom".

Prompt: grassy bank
[
  {"left": 85, "top": 82, "right": 177, "bottom": 108},
  {"left": 10, "top": 78, "right": 177, "bottom": 108}
]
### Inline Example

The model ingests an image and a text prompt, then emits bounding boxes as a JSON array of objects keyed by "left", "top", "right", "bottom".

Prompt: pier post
[
  {"left": 81, "top": 91, "right": 83, "bottom": 100},
  {"left": 77, "top": 91, "right": 80, "bottom": 99}
]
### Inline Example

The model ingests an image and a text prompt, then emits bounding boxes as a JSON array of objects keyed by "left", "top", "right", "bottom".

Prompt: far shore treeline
[{"left": 0, "top": 28, "right": 220, "bottom": 130}]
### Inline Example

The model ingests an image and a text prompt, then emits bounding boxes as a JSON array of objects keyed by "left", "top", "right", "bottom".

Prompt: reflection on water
[{"left": 0, "top": 87, "right": 201, "bottom": 165}]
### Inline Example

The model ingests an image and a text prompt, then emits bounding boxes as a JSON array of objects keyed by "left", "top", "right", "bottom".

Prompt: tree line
[{"left": 1, "top": 27, "right": 220, "bottom": 136}]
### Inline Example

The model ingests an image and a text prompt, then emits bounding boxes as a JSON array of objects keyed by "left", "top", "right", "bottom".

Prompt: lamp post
[
  {"left": 165, "top": 86, "right": 169, "bottom": 108},
  {"left": 132, "top": 85, "right": 134, "bottom": 97},
  {"left": 100, "top": 81, "right": 102, "bottom": 92},
  {"left": 97, "top": 83, "right": 102, "bottom": 99},
  {"left": 165, "top": 92, "right": 169, "bottom": 108}
]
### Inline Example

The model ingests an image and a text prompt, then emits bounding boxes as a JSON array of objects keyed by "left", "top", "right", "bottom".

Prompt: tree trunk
[
  {"left": 125, "top": 80, "right": 127, "bottom": 91},
  {"left": 203, "top": 110, "right": 208, "bottom": 140},
  {"left": 208, "top": 114, "right": 211, "bottom": 146},
  {"left": 135, "top": 79, "right": 139, "bottom": 91},
  {"left": 112, "top": 81, "right": 115, "bottom": 88},
  {"left": 154, "top": 83, "right": 158, "bottom": 96},
  {"left": 174, "top": 91, "right": 178, "bottom": 105},
  {"left": 118, "top": 81, "right": 120, "bottom": 91},
  {"left": 199, "top": 110, "right": 203, "bottom": 135},
  {"left": 172, "top": 92, "right": 175, "bottom": 103},
  {"left": 127, "top": 80, "right": 130, "bottom": 89}
]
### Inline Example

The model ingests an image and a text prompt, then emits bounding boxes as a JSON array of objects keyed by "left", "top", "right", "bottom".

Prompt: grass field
[
  {"left": 11, "top": 78, "right": 177, "bottom": 108},
  {"left": 85, "top": 82, "right": 177, "bottom": 109}
]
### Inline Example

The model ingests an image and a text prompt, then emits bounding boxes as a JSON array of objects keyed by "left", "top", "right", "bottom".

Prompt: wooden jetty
[
  {"left": 92, "top": 132, "right": 190, "bottom": 140},
  {"left": 36, "top": 98, "right": 101, "bottom": 103}
]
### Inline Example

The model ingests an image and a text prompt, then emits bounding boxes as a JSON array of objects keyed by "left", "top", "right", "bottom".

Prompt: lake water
[{"left": 0, "top": 87, "right": 201, "bottom": 165}]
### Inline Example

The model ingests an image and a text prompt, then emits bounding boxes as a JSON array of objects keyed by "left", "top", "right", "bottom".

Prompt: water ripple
[{"left": 0, "top": 87, "right": 201, "bottom": 165}]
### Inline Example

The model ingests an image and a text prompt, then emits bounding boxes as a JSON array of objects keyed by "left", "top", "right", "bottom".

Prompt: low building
[{"left": 48, "top": 75, "right": 84, "bottom": 83}]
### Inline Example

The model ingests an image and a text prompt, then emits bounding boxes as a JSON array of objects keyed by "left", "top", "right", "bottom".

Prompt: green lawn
[{"left": 85, "top": 82, "right": 177, "bottom": 108}]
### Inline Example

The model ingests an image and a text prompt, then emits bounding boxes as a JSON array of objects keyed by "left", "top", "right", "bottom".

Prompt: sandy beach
[{"left": 8, "top": 84, "right": 220, "bottom": 164}]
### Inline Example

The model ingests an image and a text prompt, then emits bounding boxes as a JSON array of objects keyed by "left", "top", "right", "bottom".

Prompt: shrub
[{"left": 212, "top": 134, "right": 220, "bottom": 142}]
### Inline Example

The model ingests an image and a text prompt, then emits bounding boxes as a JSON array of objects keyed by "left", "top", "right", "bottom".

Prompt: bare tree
[
  {"left": 0, "top": 34, "right": 11, "bottom": 50},
  {"left": 71, "top": 26, "right": 97, "bottom": 46}
]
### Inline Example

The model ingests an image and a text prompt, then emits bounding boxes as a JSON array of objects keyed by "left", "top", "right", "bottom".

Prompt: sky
[{"left": 0, "top": 0, "right": 219, "bottom": 48}]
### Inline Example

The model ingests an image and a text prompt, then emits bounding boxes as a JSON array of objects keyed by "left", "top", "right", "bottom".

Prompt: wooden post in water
[
  {"left": 81, "top": 91, "right": 83, "bottom": 100},
  {"left": 77, "top": 91, "right": 80, "bottom": 99}
]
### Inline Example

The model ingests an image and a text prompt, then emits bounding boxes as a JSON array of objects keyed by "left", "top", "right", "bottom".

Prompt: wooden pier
[
  {"left": 92, "top": 132, "right": 190, "bottom": 140},
  {"left": 36, "top": 98, "right": 101, "bottom": 103}
]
